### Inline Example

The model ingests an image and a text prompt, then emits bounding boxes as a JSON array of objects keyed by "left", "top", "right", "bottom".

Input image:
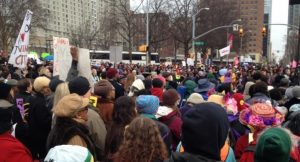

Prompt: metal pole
[
  {"left": 240, "top": 36, "right": 243, "bottom": 56},
  {"left": 146, "top": 0, "right": 149, "bottom": 65},
  {"left": 192, "top": 15, "right": 196, "bottom": 66}
]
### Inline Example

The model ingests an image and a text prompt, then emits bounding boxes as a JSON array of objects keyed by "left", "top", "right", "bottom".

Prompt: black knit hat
[
  {"left": 49, "top": 78, "right": 64, "bottom": 92},
  {"left": 68, "top": 76, "right": 90, "bottom": 96},
  {"left": 0, "top": 82, "right": 11, "bottom": 99},
  {"left": 182, "top": 102, "right": 229, "bottom": 161}
]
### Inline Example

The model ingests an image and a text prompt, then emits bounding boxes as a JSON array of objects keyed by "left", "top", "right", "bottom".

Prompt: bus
[{"left": 90, "top": 50, "right": 159, "bottom": 66}]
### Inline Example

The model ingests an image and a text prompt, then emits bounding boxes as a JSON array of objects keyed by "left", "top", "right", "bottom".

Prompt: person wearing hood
[
  {"left": 0, "top": 82, "right": 33, "bottom": 162},
  {"left": 156, "top": 89, "right": 183, "bottom": 150},
  {"left": 167, "top": 102, "right": 230, "bottom": 162},
  {"left": 180, "top": 93, "right": 205, "bottom": 117}
]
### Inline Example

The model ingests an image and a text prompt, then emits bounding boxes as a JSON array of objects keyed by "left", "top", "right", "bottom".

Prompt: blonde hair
[{"left": 53, "top": 82, "right": 70, "bottom": 107}]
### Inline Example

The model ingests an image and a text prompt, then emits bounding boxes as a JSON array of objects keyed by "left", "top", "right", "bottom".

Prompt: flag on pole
[
  {"left": 8, "top": 10, "right": 33, "bottom": 68},
  {"left": 219, "top": 45, "right": 231, "bottom": 57},
  {"left": 228, "top": 34, "right": 234, "bottom": 49}
]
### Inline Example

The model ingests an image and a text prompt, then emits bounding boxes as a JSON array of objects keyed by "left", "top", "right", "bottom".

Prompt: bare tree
[
  {"left": 168, "top": 0, "right": 196, "bottom": 65},
  {"left": 0, "top": 0, "right": 48, "bottom": 55}
]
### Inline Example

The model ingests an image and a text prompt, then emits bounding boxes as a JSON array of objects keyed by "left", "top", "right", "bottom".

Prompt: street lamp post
[
  {"left": 225, "top": 19, "right": 242, "bottom": 65},
  {"left": 192, "top": 7, "right": 209, "bottom": 66}
]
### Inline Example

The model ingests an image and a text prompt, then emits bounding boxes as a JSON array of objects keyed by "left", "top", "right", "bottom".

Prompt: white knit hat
[
  {"left": 187, "top": 93, "right": 205, "bottom": 104},
  {"left": 44, "top": 145, "right": 94, "bottom": 162},
  {"left": 128, "top": 79, "right": 145, "bottom": 97}
]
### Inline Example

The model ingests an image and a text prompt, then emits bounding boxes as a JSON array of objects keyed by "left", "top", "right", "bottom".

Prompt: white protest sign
[
  {"left": 53, "top": 37, "right": 72, "bottom": 81},
  {"left": 8, "top": 10, "right": 33, "bottom": 68},
  {"left": 78, "top": 48, "right": 93, "bottom": 88},
  {"left": 219, "top": 45, "right": 231, "bottom": 57}
]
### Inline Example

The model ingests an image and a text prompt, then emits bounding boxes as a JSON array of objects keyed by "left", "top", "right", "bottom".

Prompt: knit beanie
[
  {"left": 94, "top": 80, "right": 113, "bottom": 98},
  {"left": 107, "top": 68, "right": 118, "bottom": 79},
  {"left": 68, "top": 76, "right": 90, "bottom": 96},
  {"left": 162, "top": 89, "right": 180, "bottom": 107},
  {"left": 187, "top": 93, "right": 205, "bottom": 104},
  {"left": 254, "top": 128, "right": 291, "bottom": 162},
  {"left": 136, "top": 95, "right": 159, "bottom": 115},
  {"left": 182, "top": 102, "right": 229, "bottom": 160},
  {"left": 49, "top": 78, "right": 64, "bottom": 92}
]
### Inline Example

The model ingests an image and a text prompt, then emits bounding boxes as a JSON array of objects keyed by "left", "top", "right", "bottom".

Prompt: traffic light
[
  {"left": 138, "top": 45, "right": 148, "bottom": 52},
  {"left": 239, "top": 28, "right": 244, "bottom": 37},
  {"left": 262, "top": 27, "right": 267, "bottom": 37}
]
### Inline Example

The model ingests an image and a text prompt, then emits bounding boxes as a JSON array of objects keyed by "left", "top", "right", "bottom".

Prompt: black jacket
[
  {"left": 109, "top": 79, "right": 125, "bottom": 99},
  {"left": 167, "top": 152, "right": 220, "bottom": 162},
  {"left": 47, "top": 117, "right": 96, "bottom": 159},
  {"left": 28, "top": 92, "right": 52, "bottom": 159}
]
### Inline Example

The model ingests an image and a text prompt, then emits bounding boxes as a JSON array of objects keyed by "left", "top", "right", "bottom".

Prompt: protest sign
[
  {"left": 53, "top": 37, "right": 72, "bottom": 81},
  {"left": 78, "top": 48, "right": 94, "bottom": 90},
  {"left": 8, "top": 10, "right": 33, "bottom": 68},
  {"left": 16, "top": 98, "right": 24, "bottom": 118},
  {"left": 219, "top": 45, "right": 231, "bottom": 57}
]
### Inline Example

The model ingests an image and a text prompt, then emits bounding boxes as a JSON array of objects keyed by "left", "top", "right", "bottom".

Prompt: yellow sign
[{"left": 89, "top": 96, "right": 98, "bottom": 107}]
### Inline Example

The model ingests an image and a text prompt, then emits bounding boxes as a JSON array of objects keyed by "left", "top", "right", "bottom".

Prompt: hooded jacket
[{"left": 150, "top": 88, "right": 164, "bottom": 102}]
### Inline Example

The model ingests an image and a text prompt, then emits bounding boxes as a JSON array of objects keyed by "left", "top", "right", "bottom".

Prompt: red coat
[
  {"left": 0, "top": 131, "right": 33, "bottom": 162},
  {"left": 150, "top": 88, "right": 164, "bottom": 102}
]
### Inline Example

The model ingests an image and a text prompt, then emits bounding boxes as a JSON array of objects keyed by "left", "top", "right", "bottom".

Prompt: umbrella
[{"left": 44, "top": 55, "right": 54, "bottom": 61}]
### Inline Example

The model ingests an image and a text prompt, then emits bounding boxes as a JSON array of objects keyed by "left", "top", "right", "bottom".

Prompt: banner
[
  {"left": 219, "top": 45, "right": 231, "bottom": 57},
  {"left": 53, "top": 37, "right": 72, "bottom": 81},
  {"left": 228, "top": 34, "right": 234, "bottom": 49},
  {"left": 8, "top": 10, "right": 33, "bottom": 68}
]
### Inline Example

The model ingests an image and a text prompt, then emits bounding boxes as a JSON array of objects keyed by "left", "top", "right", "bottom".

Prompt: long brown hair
[
  {"left": 124, "top": 73, "right": 135, "bottom": 92},
  {"left": 116, "top": 117, "right": 168, "bottom": 162}
]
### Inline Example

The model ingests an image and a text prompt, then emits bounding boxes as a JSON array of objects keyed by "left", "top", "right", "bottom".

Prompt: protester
[
  {"left": 254, "top": 128, "right": 292, "bottom": 162},
  {"left": 156, "top": 89, "right": 182, "bottom": 150},
  {"left": 47, "top": 94, "right": 96, "bottom": 159},
  {"left": 92, "top": 68, "right": 100, "bottom": 84},
  {"left": 168, "top": 102, "right": 230, "bottom": 162},
  {"left": 112, "top": 117, "right": 168, "bottom": 162},
  {"left": 107, "top": 68, "right": 125, "bottom": 99},
  {"left": 94, "top": 79, "right": 115, "bottom": 125},
  {"left": 150, "top": 78, "right": 164, "bottom": 102},
  {"left": 105, "top": 96, "right": 137, "bottom": 162},
  {"left": 180, "top": 93, "right": 205, "bottom": 116},
  {"left": 0, "top": 82, "right": 33, "bottom": 162},
  {"left": 28, "top": 76, "right": 52, "bottom": 159},
  {"left": 68, "top": 76, "right": 107, "bottom": 160}
]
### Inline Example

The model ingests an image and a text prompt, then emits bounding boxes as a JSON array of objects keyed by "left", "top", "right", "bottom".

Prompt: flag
[
  {"left": 8, "top": 10, "right": 33, "bottom": 68},
  {"left": 219, "top": 45, "right": 231, "bottom": 57},
  {"left": 228, "top": 34, "right": 234, "bottom": 49}
]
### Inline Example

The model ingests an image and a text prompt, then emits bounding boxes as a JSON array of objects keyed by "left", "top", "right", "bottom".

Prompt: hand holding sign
[{"left": 70, "top": 46, "right": 79, "bottom": 61}]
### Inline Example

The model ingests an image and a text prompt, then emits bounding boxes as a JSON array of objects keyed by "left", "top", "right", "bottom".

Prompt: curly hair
[
  {"left": 116, "top": 117, "right": 168, "bottom": 162},
  {"left": 112, "top": 96, "right": 136, "bottom": 125}
]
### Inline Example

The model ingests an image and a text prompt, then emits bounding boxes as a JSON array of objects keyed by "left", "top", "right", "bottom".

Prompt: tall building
[
  {"left": 263, "top": 0, "right": 272, "bottom": 62},
  {"left": 31, "top": 0, "right": 126, "bottom": 52},
  {"left": 239, "top": 0, "right": 264, "bottom": 62},
  {"left": 287, "top": 4, "right": 300, "bottom": 62}
]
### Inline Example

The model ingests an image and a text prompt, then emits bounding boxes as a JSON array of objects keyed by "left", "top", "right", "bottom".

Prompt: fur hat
[
  {"left": 53, "top": 93, "right": 89, "bottom": 117},
  {"left": 136, "top": 95, "right": 159, "bottom": 115},
  {"left": 94, "top": 80, "right": 113, "bottom": 98},
  {"left": 33, "top": 76, "right": 50, "bottom": 92},
  {"left": 68, "top": 76, "right": 90, "bottom": 96}
]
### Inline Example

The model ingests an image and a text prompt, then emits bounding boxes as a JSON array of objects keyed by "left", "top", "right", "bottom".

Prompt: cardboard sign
[
  {"left": 8, "top": 10, "right": 33, "bottom": 68},
  {"left": 53, "top": 37, "right": 72, "bottom": 81},
  {"left": 78, "top": 48, "right": 94, "bottom": 90}
]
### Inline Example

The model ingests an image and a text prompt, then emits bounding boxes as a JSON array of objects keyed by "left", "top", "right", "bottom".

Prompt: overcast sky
[{"left": 130, "top": 0, "right": 289, "bottom": 61}]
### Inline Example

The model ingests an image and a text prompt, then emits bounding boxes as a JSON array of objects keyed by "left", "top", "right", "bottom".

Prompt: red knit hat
[
  {"left": 233, "top": 93, "right": 246, "bottom": 112},
  {"left": 107, "top": 68, "right": 118, "bottom": 79}
]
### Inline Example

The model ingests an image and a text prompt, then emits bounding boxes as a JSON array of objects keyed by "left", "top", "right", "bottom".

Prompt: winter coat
[
  {"left": 27, "top": 92, "right": 52, "bottom": 159},
  {"left": 109, "top": 80, "right": 125, "bottom": 99},
  {"left": 87, "top": 107, "right": 107, "bottom": 161},
  {"left": 157, "top": 106, "right": 182, "bottom": 150},
  {"left": 47, "top": 117, "right": 96, "bottom": 160},
  {"left": 285, "top": 98, "right": 300, "bottom": 110},
  {"left": 0, "top": 131, "right": 33, "bottom": 162},
  {"left": 180, "top": 104, "right": 193, "bottom": 117},
  {"left": 167, "top": 152, "right": 220, "bottom": 162}
]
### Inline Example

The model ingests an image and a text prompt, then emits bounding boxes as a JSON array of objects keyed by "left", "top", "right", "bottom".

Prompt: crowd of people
[{"left": 1, "top": 48, "right": 300, "bottom": 162}]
